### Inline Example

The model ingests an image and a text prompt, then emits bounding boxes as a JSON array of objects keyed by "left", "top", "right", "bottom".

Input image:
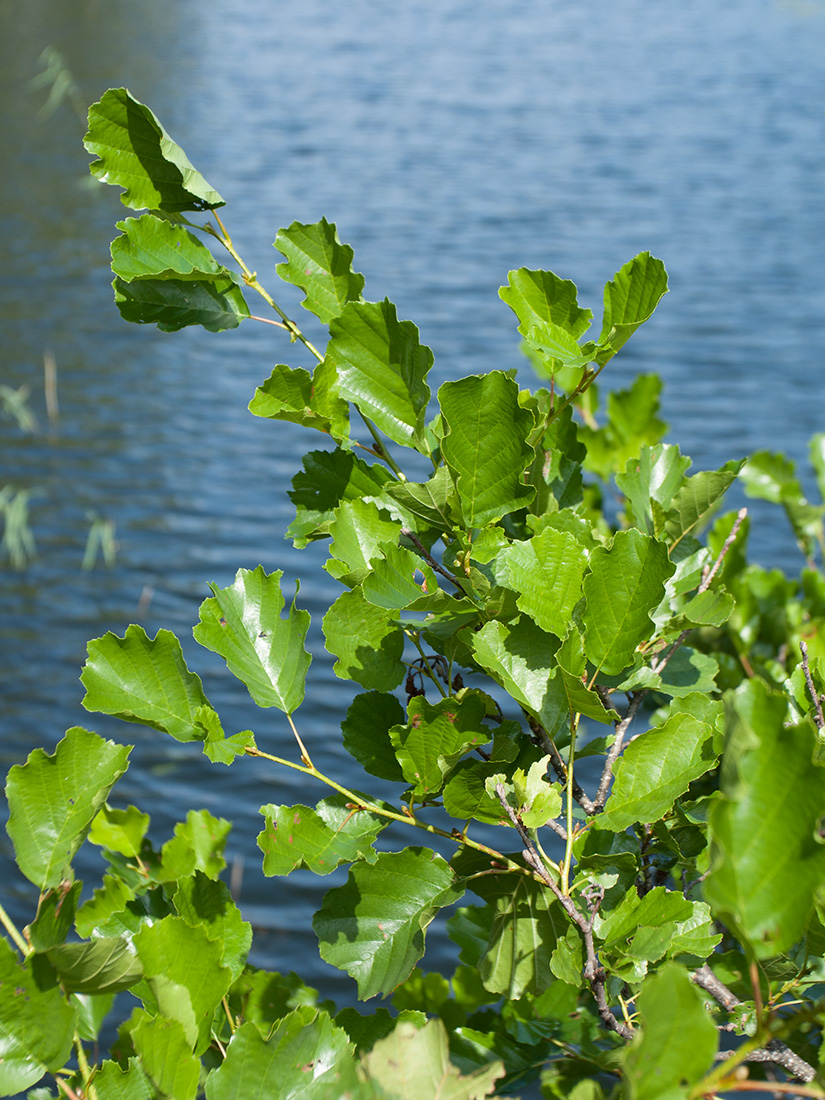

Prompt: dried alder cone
[{"left": 3, "top": 87, "right": 825, "bottom": 1100}]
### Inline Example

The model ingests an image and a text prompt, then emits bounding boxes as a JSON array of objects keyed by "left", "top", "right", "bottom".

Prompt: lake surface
[{"left": 1, "top": 0, "right": 824, "bottom": 1021}]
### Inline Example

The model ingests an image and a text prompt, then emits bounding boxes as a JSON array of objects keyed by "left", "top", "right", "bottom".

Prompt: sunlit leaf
[
  {"left": 258, "top": 795, "right": 386, "bottom": 876},
  {"left": 361, "top": 1018, "right": 504, "bottom": 1100},
  {"left": 705, "top": 679, "right": 825, "bottom": 958},
  {"left": 205, "top": 1008, "right": 357, "bottom": 1100},
  {"left": 193, "top": 566, "right": 311, "bottom": 713},
  {"left": 287, "top": 448, "right": 395, "bottom": 547},
  {"left": 275, "top": 218, "right": 364, "bottom": 323},
  {"left": 0, "top": 937, "right": 76, "bottom": 1096},
  {"left": 132, "top": 1012, "right": 200, "bottom": 1100},
  {"left": 82, "top": 625, "right": 212, "bottom": 742},
  {"left": 314, "top": 848, "right": 464, "bottom": 999},
  {"left": 439, "top": 372, "right": 535, "bottom": 527},
  {"left": 582, "top": 529, "right": 674, "bottom": 675},
  {"left": 85, "top": 88, "right": 224, "bottom": 211},
  {"left": 134, "top": 916, "right": 232, "bottom": 1054},
  {"left": 6, "top": 727, "right": 130, "bottom": 889},
  {"left": 598, "top": 252, "right": 668, "bottom": 357},
  {"left": 173, "top": 872, "right": 252, "bottom": 981},
  {"left": 623, "top": 964, "right": 717, "bottom": 1100},
  {"left": 88, "top": 804, "right": 150, "bottom": 858},
  {"left": 326, "top": 299, "right": 432, "bottom": 448},
  {"left": 597, "top": 710, "right": 720, "bottom": 831},
  {"left": 390, "top": 693, "right": 491, "bottom": 799},
  {"left": 248, "top": 362, "right": 350, "bottom": 440},
  {"left": 496, "top": 527, "right": 588, "bottom": 637},
  {"left": 323, "top": 586, "right": 405, "bottom": 691}
]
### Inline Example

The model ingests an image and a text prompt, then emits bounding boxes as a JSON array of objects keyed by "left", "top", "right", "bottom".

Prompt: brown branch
[
  {"left": 526, "top": 714, "right": 596, "bottom": 815},
  {"left": 799, "top": 641, "right": 825, "bottom": 730},
  {"left": 400, "top": 527, "right": 471, "bottom": 598},
  {"left": 692, "top": 964, "right": 815, "bottom": 1083},
  {"left": 591, "top": 692, "right": 645, "bottom": 811},
  {"left": 493, "top": 783, "right": 633, "bottom": 1043}
]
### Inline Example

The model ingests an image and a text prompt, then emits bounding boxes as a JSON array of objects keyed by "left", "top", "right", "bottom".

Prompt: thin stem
[
  {"left": 248, "top": 314, "right": 288, "bottom": 329},
  {"left": 0, "top": 899, "right": 29, "bottom": 955},
  {"left": 203, "top": 215, "right": 325, "bottom": 362},
  {"left": 73, "top": 1033, "right": 98, "bottom": 1100},
  {"left": 799, "top": 640, "right": 825, "bottom": 729},
  {"left": 400, "top": 528, "right": 472, "bottom": 600},
  {"left": 244, "top": 746, "right": 530, "bottom": 874},
  {"left": 286, "top": 713, "right": 314, "bottom": 770},
  {"left": 561, "top": 715, "right": 579, "bottom": 894},
  {"left": 222, "top": 996, "right": 236, "bottom": 1036},
  {"left": 591, "top": 692, "right": 644, "bottom": 812},
  {"left": 355, "top": 408, "right": 406, "bottom": 480},
  {"left": 407, "top": 633, "right": 448, "bottom": 698}
]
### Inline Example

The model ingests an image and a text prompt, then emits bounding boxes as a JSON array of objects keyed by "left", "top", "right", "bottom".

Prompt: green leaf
[
  {"left": 582, "top": 529, "right": 674, "bottom": 675},
  {"left": 113, "top": 271, "right": 249, "bottom": 332},
  {"left": 488, "top": 755, "right": 563, "bottom": 829},
  {"left": 110, "top": 213, "right": 230, "bottom": 281},
  {"left": 258, "top": 795, "right": 386, "bottom": 876},
  {"left": 499, "top": 268, "right": 593, "bottom": 342},
  {"left": 88, "top": 804, "right": 150, "bottom": 858},
  {"left": 205, "top": 1008, "right": 357, "bottom": 1100},
  {"left": 385, "top": 465, "right": 461, "bottom": 533},
  {"left": 390, "top": 693, "right": 491, "bottom": 799},
  {"left": 45, "top": 937, "right": 143, "bottom": 994},
  {"left": 85, "top": 88, "right": 224, "bottom": 212},
  {"left": 361, "top": 1018, "right": 504, "bottom": 1100},
  {"left": 193, "top": 567, "right": 311, "bottom": 713},
  {"left": 496, "top": 527, "right": 588, "bottom": 637},
  {"left": 313, "top": 848, "right": 464, "bottom": 999},
  {"left": 623, "top": 964, "right": 717, "bottom": 1100},
  {"left": 362, "top": 544, "right": 439, "bottom": 610},
  {"left": 94, "top": 1058, "right": 153, "bottom": 1100},
  {"left": 132, "top": 1012, "right": 200, "bottom": 1100},
  {"left": 75, "top": 875, "right": 136, "bottom": 939},
  {"left": 72, "top": 991, "right": 115, "bottom": 1043},
  {"left": 596, "top": 888, "right": 718, "bottom": 970},
  {"left": 6, "top": 727, "right": 130, "bottom": 889},
  {"left": 157, "top": 809, "right": 231, "bottom": 883},
  {"left": 0, "top": 938, "right": 76, "bottom": 1096},
  {"left": 662, "top": 460, "right": 744, "bottom": 544},
  {"left": 598, "top": 252, "right": 668, "bottom": 356},
  {"left": 341, "top": 691, "right": 407, "bottom": 782},
  {"left": 173, "top": 872, "right": 252, "bottom": 981},
  {"left": 27, "top": 882, "right": 82, "bottom": 951},
  {"left": 705, "top": 679, "right": 825, "bottom": 958},
  {"left": 275, "top": 218, "right": 365, "bottom": 323},
  {"left": 439, "top": 372, "right": 535, "bottom": 527},
  {"left": 81, "top": 625, "right": 212, "bottom": 742},
  {"left": 597, "top": 710, "right": 720, "bottom": 831},
  {"left": 326, "top": 299, "right": 432, "bottom": 447},
  {"left": 248, "top": 363, "right": 350, "bottom": 439},
  {"left": 323, "top": 586, "right": 405, "bottom": 691},
  {"left": 616, "top": 444, "right": 692, "bottom": 537},
  {"left": 469, "top": 617, "right": 564, "bottom": 735},
  {"left": 287, "top": 448, "right": 395, "bottom": 547},
  {"left": 456, "top": 858, "right": 564, "bottom": 999},
  {"left": 326, "top": 499, "right": 401, "bottom": 587},
  {"left": 134, "top": 916, "right": 232, "bottom": 1054},
  {"left": 580, "top": 375, "right": 667, "bottom": 482}
]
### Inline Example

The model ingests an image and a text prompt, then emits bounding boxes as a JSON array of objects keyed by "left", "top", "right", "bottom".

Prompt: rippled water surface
[{"left": 1, "top": 0, "right": 824, "bottom": 1009}]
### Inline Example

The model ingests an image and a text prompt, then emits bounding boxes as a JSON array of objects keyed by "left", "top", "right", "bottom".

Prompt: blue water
[{"left": 1, "top": 0, "right": 824, "bottom": 1042}]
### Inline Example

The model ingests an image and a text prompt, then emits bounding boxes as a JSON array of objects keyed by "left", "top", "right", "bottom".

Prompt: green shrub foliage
[{"left": 3, "top": 87, "right": 825, "bottom": 1099}]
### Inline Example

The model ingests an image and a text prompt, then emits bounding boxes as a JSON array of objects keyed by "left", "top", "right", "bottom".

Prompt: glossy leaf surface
[
  {"left": 193, "top": 566, "right": 311, "bottom": 713},
  {"left": 85, "top": 88, "right": 224, "bottom": 211},
  {"left": 82, "top": 625, "right": 212, "bottom": 741},
  {"left": 6, "top": 727, "right": 130, "bottom": 889},
  {"left": 275, "top": 218, "right": 364, "bottom": 323},
  {"left": 705, "top": 680, "right": 825, "bottom": 957},
  {"left": 314, "top": 848, "right": 464, "bottom": 999},
  {"left": 439, "top": 372, "right": 535, "bottom": 527},
  {"left": 258, "top": 795, "right": 386, "bottom": 876}
]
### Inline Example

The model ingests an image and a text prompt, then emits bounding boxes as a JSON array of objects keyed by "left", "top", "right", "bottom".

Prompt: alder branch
[
  {"left": 494, "top": 783, "right": 633, "bottom": 1042},
  {"left": 591, "top": 692, "right": 645, "bottom": 812},
  {"left": 400, "top": 527, "right": 471, "bottom": 598},
  {"left": 799, "top": 640, "right": 825, "bottom": 730},
  {"left": 651, "top": 507, "right": 748, "bottom": 679},
  {"left": 525, "top": 713, "right": 596, "bottom": 815},
  {"left": 590, "top": 509, "right": 748, "bottom": 813},
  {"left": 692, "top": 964, "right": 815, "bottom": 1083}
]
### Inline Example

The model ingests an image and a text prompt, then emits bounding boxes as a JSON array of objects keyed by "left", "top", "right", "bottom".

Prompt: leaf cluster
[{"left": 3, "top": 88, "right": 825, "bottom": 1099}]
